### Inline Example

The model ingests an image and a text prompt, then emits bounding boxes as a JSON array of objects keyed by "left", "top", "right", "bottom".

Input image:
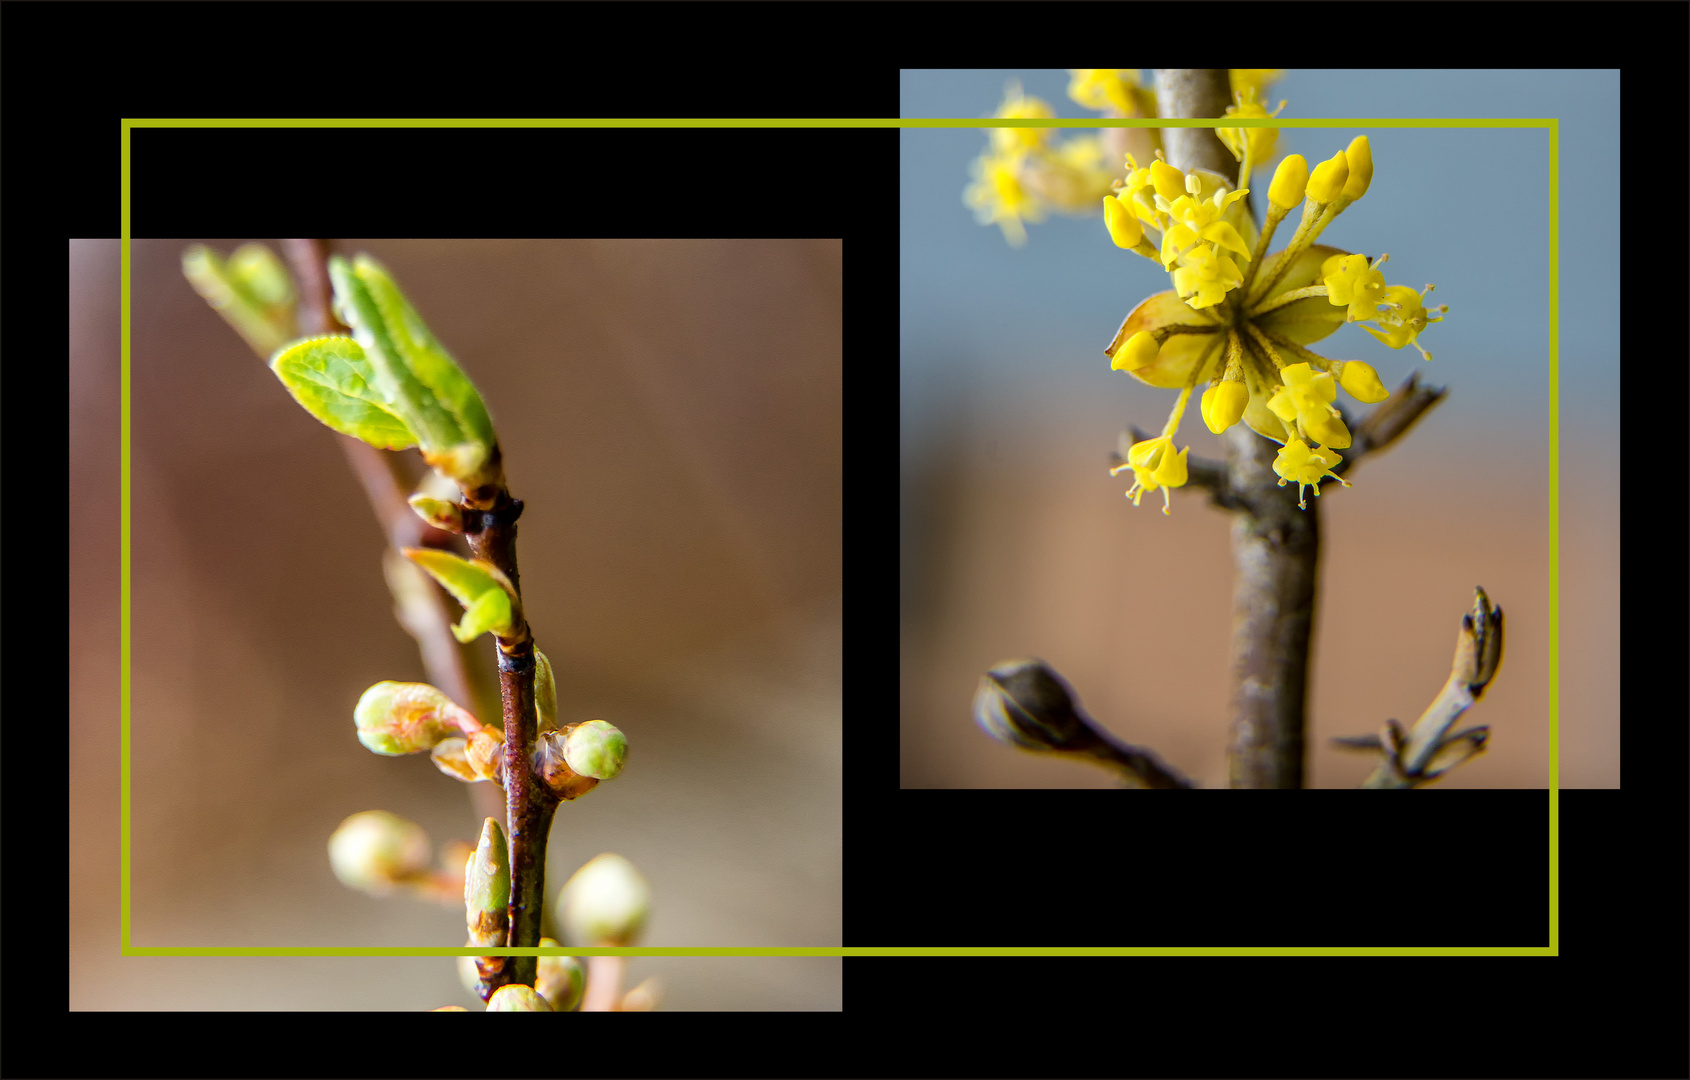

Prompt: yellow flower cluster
[{"left": 1103, "top": 122, "right": 1446, "bottom": 512}]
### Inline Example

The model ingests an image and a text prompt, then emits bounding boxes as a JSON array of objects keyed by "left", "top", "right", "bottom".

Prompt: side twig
[
  {"left": 1334, "top": 587, "right": 1504, "bottom": 788},
  {"left": 974, "top": 658, "right": 1194, "bottom": 789}
]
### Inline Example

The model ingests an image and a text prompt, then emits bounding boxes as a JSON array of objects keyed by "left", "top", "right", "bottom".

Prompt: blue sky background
[{"left": 900, "top": 69, "right": 1618, "bottom": 473}]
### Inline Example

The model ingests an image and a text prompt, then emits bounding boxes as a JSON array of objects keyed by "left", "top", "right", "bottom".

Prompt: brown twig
[
  {"left": 461, "top": 493, "right": 558, "bottom": 991},
  {"left": 1337, "top": 587, "right": 1503, "bottom": 788}
]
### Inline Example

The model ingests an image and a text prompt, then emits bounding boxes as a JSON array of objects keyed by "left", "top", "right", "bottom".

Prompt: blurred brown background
[
  {"left": 901, "top": 384, "right": 1617, "bottom": 790},
  {"left": 71, "top": 239, "right": 841, "bottom": 1009}
]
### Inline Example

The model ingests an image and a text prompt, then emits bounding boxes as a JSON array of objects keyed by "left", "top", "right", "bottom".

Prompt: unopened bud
[
  {"left": 535, "top": 937, "right": 585, "bottom": 1012},
  {"left": 465, "top": 817, "right": 512, "bottom": 1002},
  {"left": 328, "top": 810, "right": 432, "bottom": 896},
  {"left": 1268, "top": 153, "right": 1309, "bottom": 210},
  {"left": 534, "top": 649, "right": 558, "bottom": 733},
  {"left": 533, "top": 729, "right": 601, "bottom": 801},
  {"left": 407, "top": 494, "right": 464, "bottom": 533},
  {"left": 1306, "top": 150, "right": 1350, "bottom": 204},
  {"left": 556, "top": 853, "right": 651, "bottom": 947},
  {"left": 431, "top": 726, "right": 506, "bottom": 784},
  {"left": 563, "top": 719, "right": 627, "bottom": 780},
  {"left": 973, "top": 658, "right": 1112, "bottom": 756},
  {"left": 486, "top": 984, "right": 553, "bottom": 1011},
  {"left": 355, "top": 681, "right": 482, "bottom": 756}
]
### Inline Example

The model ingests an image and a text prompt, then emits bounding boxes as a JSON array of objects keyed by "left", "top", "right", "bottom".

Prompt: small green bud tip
[
  {"left": 535, "top": 938, "right": 585, "bottom": 1012},
  {"left": 972, "top": 658, "right": 1108, "bottom": 755},
  {"left": 534, "top": 650, "right": 558, "bottom": 732},
  {"left": 407, "top": 494, "right": 464, "bottom": 533},
  {"left": 486, "top": 984, "right": 553, "bottom": 1012},
  {"left": 466, "top": 817, "right": 511, "bottom": 922},
  {"left": 556, "top": 853, "right": 651, "bottom": 947},
  {"left": 328, "top": 810, "right": 431, "bottom": 896},
  {"left": 563, "top": 720, "right": 627, "bottom": 780}
]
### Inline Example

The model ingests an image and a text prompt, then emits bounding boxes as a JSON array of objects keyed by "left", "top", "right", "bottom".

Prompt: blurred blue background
[{"left": 900, "top": 71, "right": 1618, "bottom": 789}]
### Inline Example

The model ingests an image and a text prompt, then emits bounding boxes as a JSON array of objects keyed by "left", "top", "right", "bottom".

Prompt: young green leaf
[
  {"left": 402, "top": 547, "right": 520, "bottom": 643},
  {"left": 269, "top": 336, "right": 419, "bottom": 450},
  {"left": 328, "top": 255, "right": 501, "bottom": 493},
  {"left": 182, "top": 243, "right": 300, "bottom": 357}
]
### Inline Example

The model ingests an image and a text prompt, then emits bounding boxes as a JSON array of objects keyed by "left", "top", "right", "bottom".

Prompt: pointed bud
[
  {"left": 556, "top": 853, "right": 651, "bottom": 947},
  {"left": 355, "top": 681, "right": 482, "bottom": 756},
  {"left": 535, "top": 937, "right": 585, "bottom": 1012},
  {"left": 407, "top": 494, "right": 464, "bottom": 533},
  {"left": 486, "top": 984, "right": 553, "bottom": 1011},
  {"left": 465, "top": 817, "right": 512, "bottom": 1002},
  {"left": 563, "top": 720, "right": 627, "bottom": 780},
  {"left": 1307, "top": 150, "right": 1350, "bottom": 204},
  {"left": 328, "top": 810, "right": 432, "bottom": 896},
  {"left": 534, "top": 649, "right": 559, "bottom": 733}
]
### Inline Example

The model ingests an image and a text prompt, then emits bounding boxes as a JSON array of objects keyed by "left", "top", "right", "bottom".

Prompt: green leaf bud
[
  {"left": 402, "top": 548, "right": 521, "bottom": 644},
  {"left": 535, "top": 937, "right": 585, "bottom": 1012},
  {"left": 354, "top": 681, "right": 482, "bottom": 755},
  {"left": 465, "top": 817, "right": 511, "bottom": 946},
  {"left": 407, "top": 493, "right": 464, "bottom": 533},
  {"left": 486, "top": 984, "right": 553, "bottom": 1011},
  {"left": 563, "top": 720, "right": 627, "bottom": 780},
  {"left": 328, "top": 810, "right": 432, "bottom": 896},
  {"left": 532, "top": 730, "right": 601, "bottom": 801},
  {"left": 534, "top": 649, "right": 558, "bottom": 733},
  {"left": 556, "top": 853, "right": 651, "bottom": 947}
]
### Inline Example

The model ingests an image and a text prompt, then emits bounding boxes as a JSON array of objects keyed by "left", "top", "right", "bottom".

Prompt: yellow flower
[
  {"left": 1102, "top": 133, "right": 1446, "bottom": 513},
  {"left": 1109, "top": 435, "right": 1189, "bottom": 515},
  {"left": 1272, "top": 439, "right": 1350, "bottom": 510}
]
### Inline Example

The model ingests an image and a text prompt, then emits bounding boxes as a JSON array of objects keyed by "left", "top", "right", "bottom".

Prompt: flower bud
[
  {"left": 354, "top": 681, "right": 481, "bottom": 756},
  {"left": 556, "top": 853, "right": 651, "bottom": 947},
  {"left": 328, "top": 810, "right": 431, "bottom": 896},
  {"left": 1110, "top": 331, "right": 1159, "bottom": 373},
  {"left": 563, "top": 719, "right": 627, "bottom": 780},
  {"left": 465, "top": 817, "right": 512, "bottom": 1002},
  {"left": 1268, "top": 153, "right": 1309, "bottom": 210},
  {"left": 1336, "top": 360, "right": 1389, "bottom": 404},
  {"left": 1306, "top": 150, "right": 1350, "bottom": 204},
  {"left": 1103, "top": 194, "right": 1143, "bottom": 249},
  {"left": 486, "top": 984, "right": 553, "bottom": 1011},
  {"left": 465, "top": 818, "right": 510, "bottom": 944},
  {"left": 533, "top": 730, "right": 602, "bottom": 801},
  {"left": 407, "top": 493, "right": 464, "bottom": 533},
  {"left": 973, "top": 658, "right": 1111, "bottom": 755},
  {"left": 534, "top": 649, "right": 558, "bottom": 733},
  {"left": 1341, "top": 135, "right": 1373, "bottom": 201},
  {"left": 535, "top": 937, "right": 585, "bottom": 1012},
  {"left": 1200, "top": 381, "right": 1249, "bottom": 434}
]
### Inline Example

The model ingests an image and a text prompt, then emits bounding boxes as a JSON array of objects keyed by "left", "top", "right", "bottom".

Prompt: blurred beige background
[
  {"left": 71, "top": 239, "right": 841, "bottom": 1009},
  {"left": 902, "top": 384, "right": 1617, "bottom": 790}
]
